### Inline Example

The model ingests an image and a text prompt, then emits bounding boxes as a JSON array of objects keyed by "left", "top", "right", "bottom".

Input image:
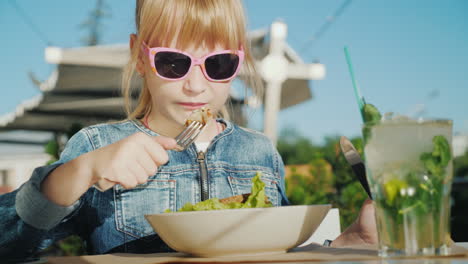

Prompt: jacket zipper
[{"left": 197, "top": 151, "right": 209, "bottom": 201}]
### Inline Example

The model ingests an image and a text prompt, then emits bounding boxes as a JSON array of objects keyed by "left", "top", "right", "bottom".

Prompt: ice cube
[{"left": 382, "top": 112, "right": 395, "bottom": 121}]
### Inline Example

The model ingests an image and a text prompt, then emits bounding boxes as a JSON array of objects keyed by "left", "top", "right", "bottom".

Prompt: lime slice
[{"left": 383, "top": 178, "right": 407, "bottom": 205}]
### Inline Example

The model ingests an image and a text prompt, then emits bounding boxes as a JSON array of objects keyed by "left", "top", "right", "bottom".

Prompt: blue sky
[{"left": 1, "top": 0, "right": 467, "bottom": 144}]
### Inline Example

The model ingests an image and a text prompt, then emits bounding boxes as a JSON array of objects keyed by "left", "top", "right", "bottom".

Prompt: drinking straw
[{"left": 344, "top": 46, "right": 365, "bottom": 122}]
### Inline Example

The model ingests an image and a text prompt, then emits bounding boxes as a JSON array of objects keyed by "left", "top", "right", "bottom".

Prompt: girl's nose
[{"left": 183, "top": 65, "right": 207, "bottom": 94}]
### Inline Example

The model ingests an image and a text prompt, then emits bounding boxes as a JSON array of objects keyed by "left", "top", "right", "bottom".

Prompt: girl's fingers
[
  {"left": 142, "top": 138, "right": 171, "bottom": 165},
  {"left": 118, "top": 168, "right": 139, "bottom": 189},
  {"left": 96, "top": 133, "right": 175, "bottom": 190},
  {"left": 137, "top": 151, "right": 158, "bottom": 176},
  {"left": 128, "top": 164, "right": 149, "bottom": 185},
  {"left": 153, "top": 136, "right": 178, "bottom": 150}
]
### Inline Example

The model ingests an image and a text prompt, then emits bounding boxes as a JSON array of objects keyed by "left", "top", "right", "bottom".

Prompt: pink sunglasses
[{"left": 141, "top": 42, "right": 244, "bottom": 82}]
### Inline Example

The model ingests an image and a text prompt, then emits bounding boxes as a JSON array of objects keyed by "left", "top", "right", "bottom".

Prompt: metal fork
[{"left": 174, "top": 121, "right": 205, "bottom": 151}]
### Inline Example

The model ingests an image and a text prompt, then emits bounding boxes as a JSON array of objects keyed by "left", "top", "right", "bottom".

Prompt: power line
[
  {"left": 300, "top": 0, "right": 353, "bottom": 54},
  {"left": 8, "top": 0, "right": 52, "bottom": 46}
]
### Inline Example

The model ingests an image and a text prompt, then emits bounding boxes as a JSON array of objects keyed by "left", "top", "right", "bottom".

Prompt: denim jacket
[{"left": 0, "top": 119, "right": 289, "bottom": 258}]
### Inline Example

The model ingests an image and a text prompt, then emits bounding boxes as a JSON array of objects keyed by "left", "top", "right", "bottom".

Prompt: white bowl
[{"left": 145, "top": 204, "right": 331, "bottom": 257}]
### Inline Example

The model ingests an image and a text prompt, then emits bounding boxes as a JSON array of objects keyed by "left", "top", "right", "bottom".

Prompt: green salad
[{"left": 165, "top": 172, "right": 272, "bottom": 212}]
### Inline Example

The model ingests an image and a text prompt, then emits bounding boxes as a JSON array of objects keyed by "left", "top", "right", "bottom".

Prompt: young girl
[{"left": 0, "top": 0, "right": 376, "bottom": 258}]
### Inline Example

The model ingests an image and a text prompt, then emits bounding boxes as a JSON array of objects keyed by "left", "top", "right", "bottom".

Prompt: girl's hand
[
  {"left": 41, "top": 133, "right": 177, "bottom": 206},
  {"left": 88, "top": 132, "right": 178, "bottom": 191},
  {"left": 330, "top": 199, "right": 378, "bottom": 247}
]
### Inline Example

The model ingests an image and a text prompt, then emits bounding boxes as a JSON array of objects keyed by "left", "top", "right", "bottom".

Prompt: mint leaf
[
  {"left": 362, "top": 103, "right": 382, "bottom": 143},
  {"left": 420, "top": 135, "right": 451, "bottom": 178},
  {"left": 420, "top": 152, "right": 443, "bottom": 177},
  {"left": 363, "top": 103, "right": 382, "bottom": 124},
  {"left": 432, "top": 135, "right": 451, "bottom": 168}
]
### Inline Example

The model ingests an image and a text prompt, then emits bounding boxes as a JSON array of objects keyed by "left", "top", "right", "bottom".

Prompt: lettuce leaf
[{"left": 165, "top": 172, "right": 272, "bottom": 212}]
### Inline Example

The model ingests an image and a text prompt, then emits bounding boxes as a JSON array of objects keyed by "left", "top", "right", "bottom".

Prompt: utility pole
[{"left": 79, "top": 0, "right": 110, "bottom": 46}]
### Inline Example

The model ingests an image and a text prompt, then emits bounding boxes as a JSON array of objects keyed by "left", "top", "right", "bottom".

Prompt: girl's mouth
[{"left": 178, "top": 102, "right": 207, "bottom": 111}]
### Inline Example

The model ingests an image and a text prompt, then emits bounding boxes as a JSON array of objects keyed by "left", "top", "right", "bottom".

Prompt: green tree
[
  {"left": 315, "top": 136, "right": 368, "bottom": 229},
  {"left": 286, "top": 158, "right": 335, "bottom": 206},
  {"left": 339, "top": 181, "right": 368, "bottom": 227},
  {"left": 277, "top": 128, "right": 322, "bottom": 164},
  {"left": 278, "top": 129, "right": 368, "bottom": 229}
]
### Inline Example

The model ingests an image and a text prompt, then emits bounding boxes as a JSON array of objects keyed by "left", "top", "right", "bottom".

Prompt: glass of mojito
[{"left": 363, "top": 109, "right": 453, "bottom": 257}]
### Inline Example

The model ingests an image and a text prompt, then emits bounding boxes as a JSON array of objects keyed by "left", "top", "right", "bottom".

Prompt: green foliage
[
  {"left": 277, "top": 128, "right": 322, "bottom": 164},
  {"left": 339, "top": 181, "right": 367, "bottom": 227},
  {"left": 57, "top": 235, "right": 87, "bottom": 256},
  {"left": 44, "top": 140, "right": 59, "bottom": 165},
  {"left": 278, "top": 129, "right": 368, "bottom": 229},
  {"left": 39, "top": 235, "right": 87, "bottom": 257},
  {"left": 285, "top": 159, "right": 334, "bottom": 206}
]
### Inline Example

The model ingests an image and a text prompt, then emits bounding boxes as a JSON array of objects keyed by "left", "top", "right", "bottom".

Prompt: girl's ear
[{"left": 130, "top": 33, "right": 145, "bottom": 77}]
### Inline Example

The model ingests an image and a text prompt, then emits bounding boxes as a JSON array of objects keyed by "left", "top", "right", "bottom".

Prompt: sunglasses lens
[
  {"left": 154, "top": 52, "right": 191, "bottom": 79},
  {"left": 205, "top": 54, "right": 240, "bottom": 80}
]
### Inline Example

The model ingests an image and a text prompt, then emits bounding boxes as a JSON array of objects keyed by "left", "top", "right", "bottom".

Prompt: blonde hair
[{"left": 122, "top": 0, "right": 263, "bottom": 121}]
